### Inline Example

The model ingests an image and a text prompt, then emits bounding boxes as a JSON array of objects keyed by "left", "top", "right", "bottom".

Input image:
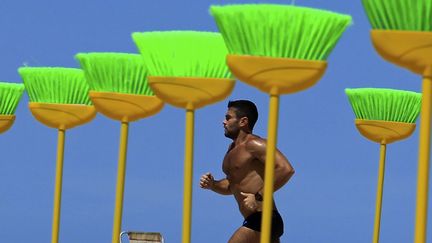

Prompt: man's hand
[
  {"left": 240, "top": 192, "right": 262, "bottom": 212},
  {"left": 200, "top": 172, "right": 215, "bottom": 190}
]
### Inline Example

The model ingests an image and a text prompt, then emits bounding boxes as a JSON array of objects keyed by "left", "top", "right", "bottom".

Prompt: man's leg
[
  {"left": 228, "top": 226, "right": 260, "bottom": 243},
  {"left": 228, "top": 227, "right": 280, "bottom": 243}
]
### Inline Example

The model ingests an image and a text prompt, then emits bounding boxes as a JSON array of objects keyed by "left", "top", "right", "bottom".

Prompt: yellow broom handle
[
  {"left": 51, "top": 129, "right": 65, "bottom": 243},
  {"left": 373, "top": 143, "right": 387, "bottom": 243},
  {"left": 414, "top": 75, "right": 432, "bottom": 243},
  {"left": 182, "top": 109, "right": 195, "bottom": 243},
  {"left": 112, "top": 122, "right": 129, "bottom": 243},
  {"left": 260, "top": 94, "right": 279, "bottom": 243}
]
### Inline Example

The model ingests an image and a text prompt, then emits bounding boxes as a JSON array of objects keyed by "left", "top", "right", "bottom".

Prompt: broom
[
  {"left": 132, "top": 31, "right": 234, "bottom": 243},
  {"left": 361, "top": 1, "right": 432, "bottom": 242},
  {"left": 18, "top": 67, "right": 96, "bottom": 243},
  {"left": 210, "top": 4, "right": 351, "bottom": 242},
  {"left": 346, "top": 88, "right": 421, "bottom": 243},
  {"left": 0, "top": 82, "right": 24, "bottom": 134},
  {"left": 75, "top": 52, "right": 164, "bottom": 243}
]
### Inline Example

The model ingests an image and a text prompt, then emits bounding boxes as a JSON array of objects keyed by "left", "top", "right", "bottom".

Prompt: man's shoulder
[
  {"left": 245, "top": 134, "right": 266, "bottom": 151},
  {"left": 247, "top": 134, "right": 266, "bottom": 143}
]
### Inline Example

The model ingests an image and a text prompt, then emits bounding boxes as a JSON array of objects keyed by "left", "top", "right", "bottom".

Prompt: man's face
[{"left": 223, "top": 107, "right": 241, "bottom": 139}]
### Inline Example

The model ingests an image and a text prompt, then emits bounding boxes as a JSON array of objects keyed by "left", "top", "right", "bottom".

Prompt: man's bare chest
[{"left": 222, "top": 146, "right": 254, "bottom": 174}]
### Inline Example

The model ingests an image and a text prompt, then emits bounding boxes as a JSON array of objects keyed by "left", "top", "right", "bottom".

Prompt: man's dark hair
[{"left": 228, "top": 100, "right": 258, "bottom": 130}]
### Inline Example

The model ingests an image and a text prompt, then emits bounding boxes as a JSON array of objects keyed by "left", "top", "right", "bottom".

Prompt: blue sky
[{"left": 0, "top": 0, "right": 429, "bottom": 242}]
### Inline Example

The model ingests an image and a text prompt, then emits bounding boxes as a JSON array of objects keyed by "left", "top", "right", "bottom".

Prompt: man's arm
[
  {"left": 247, "top": 137, "right": 295, "bottom": 193},
  {"left": 200, "top": 172, "right": 232, "bottom": 195}
]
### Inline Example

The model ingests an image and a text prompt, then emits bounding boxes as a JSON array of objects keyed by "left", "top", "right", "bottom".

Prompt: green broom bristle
[
  {"left": 132, "top": 31, "right": 232, "bottom": 78},
  {"left": 210, "top": 4, "right": 352, "bottom": 60},
  {"left": 0, "top": 82, "right": 25, "bottom": 115},
  {"left": 345, "top": 88, "right": 422, "bottom": 123},
  {"left": 18, "top": 67, "right": 91, "bottom": 105},
  {"left": 362, "top": 0, "right": 432, "bottom": 31},
  {"left": 76, "top": 53, "right": 154, "bottom": 96}
]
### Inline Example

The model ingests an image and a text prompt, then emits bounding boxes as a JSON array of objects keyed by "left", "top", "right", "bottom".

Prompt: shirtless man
[{"left": 200, "top": 100, "right": 295, "bottom": 243}]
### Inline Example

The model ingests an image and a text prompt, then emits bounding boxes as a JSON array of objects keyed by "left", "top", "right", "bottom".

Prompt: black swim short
[{"left": 242, "top": 210, "right": 284, "bottom": 239}]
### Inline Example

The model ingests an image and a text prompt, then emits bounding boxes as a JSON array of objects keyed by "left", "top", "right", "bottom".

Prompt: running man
[{"left": 200, "top": 100, "right": 295, "bottom": 243}]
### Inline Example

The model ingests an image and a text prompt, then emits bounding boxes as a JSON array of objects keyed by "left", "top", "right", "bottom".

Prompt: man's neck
[{"left": 233, "top": 130, "right": 251, "bottom": 145}]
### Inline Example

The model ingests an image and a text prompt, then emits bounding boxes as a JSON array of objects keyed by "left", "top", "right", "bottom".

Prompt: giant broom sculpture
[
  {"left": 76, "top": 53, "right": 164, "bottom": 243},
  {"left": 361, "top": 1, "right": 432, "bottom": 242},
  {"left": 211, "top": 4, "right": 351, "bottom": 243},
  {"left": 346, "top": 88, "right": 421, "bottom": 243},
  {"left": 19, "top": 67, "right": 96, "bottom": 243},
  {"left": 0, "top": 82, "right": 24, "bottom": 134},
  {"left": 133, "top": 31, "right": 234, "bottom": 243}
]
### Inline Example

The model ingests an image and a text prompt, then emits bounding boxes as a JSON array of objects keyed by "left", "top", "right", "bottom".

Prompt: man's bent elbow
[
  {"left": 289, "top": 168, "right": 295, "bottom": 177},
  {"left": 275, "top": 162, "right": 295, "bottom": 183},
  {"left": 284, "top": 167, "right": 295, "bottom": 181}
]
